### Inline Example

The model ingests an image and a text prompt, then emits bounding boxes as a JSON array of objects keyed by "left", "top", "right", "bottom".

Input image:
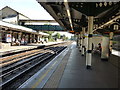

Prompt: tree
[
  {"left": 42, "top": 31, "right": 54, "bottom": 35},
  {"left": 53, "top": 33, "right": 61, "bottom": 39},
  {"left": 42, "top": 31, "right": 55, "bottom": 42},
  {"left": 70, "top": 36, "right": 75, "bottom": 40},
  {"left": 61, "top": 35, "right": 68, "bottom": 41}
]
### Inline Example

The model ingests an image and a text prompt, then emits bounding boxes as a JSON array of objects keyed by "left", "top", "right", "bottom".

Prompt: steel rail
[
  {"left": 1, "top": 53, "right": 48, "bottom": 76},
  {"left": 0, "top": 53, "right": 54, "bottom": 88},
  {"left": 0, "top": 43, "right": 68, "bottom": 89}
]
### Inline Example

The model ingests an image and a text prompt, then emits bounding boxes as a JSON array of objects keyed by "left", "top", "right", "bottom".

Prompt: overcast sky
[{"left": 0, "top": 0, "right": 74, "bottom": 38}]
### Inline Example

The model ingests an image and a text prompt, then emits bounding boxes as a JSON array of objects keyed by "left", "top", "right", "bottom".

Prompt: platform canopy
[
  {"left": 0, "top": 21, "right": 36, "bottom": 33},
  {"left": 37, "top": 1, "right": 120, "bottom": 35},
  {"left": 0, "top": 21, "right": 49, "bottom": 36}
]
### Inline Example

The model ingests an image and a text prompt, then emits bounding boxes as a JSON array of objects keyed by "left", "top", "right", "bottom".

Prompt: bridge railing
[{"left": 23, "top": 25, "right": 64, "bottom": 31}]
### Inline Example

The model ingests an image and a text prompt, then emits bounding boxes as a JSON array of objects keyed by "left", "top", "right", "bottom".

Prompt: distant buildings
[
  {"left": 0, "top": 6, "right": 48, "bottom": 48},
  {"left": 1, "top": 6, "right": 30, "bottom": 24}
]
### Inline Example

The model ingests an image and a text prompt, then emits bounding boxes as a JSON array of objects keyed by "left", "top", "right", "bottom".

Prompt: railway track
[
  {"left": 0, "top": 42, "right": 72, "bottom": 89},
  {"left": 0, "top": 43, "right": 66, "bottom": 68}
]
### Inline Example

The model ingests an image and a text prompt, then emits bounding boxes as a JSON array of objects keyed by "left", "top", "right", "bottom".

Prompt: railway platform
[
  {"left": 0, "top": 41, "right": 64, "bottom": 56},
  {"left": 18, "top": 42, "right": 119, "bottom": 89}
]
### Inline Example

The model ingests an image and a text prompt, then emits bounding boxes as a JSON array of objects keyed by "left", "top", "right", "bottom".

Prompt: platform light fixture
[
  {"left": 64, "top": 0, "right": 73, "bottom": 31},
  {"left": 113, "top": 24, "right": 119, "bottom": 30}
]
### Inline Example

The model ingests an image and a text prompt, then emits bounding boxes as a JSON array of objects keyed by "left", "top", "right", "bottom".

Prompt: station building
[
  {"left": 1, "top": 6, "right": 30, "bottom": 24},
  {"left": 0, "top": 6, "right": 49, "bottom": 48}
]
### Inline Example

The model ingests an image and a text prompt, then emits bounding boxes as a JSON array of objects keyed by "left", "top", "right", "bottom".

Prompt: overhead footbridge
[
  {"left": 19, "top": 19, "right": 66, "bottom": 31},
  {"left": 22, "top": 24, "right": 65, "bottom": 31}
]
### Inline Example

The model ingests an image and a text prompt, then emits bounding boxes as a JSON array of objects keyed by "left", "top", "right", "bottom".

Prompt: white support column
[
  {"left": 81, "top": 27, "right": 85, "bottom": 56},
  {"left": 37, "top": 35, "right": 40, "bottom": 43},
  {"left": 30, "top": 34, "right": 32, "bottom": 43},
  {"left": 78, "top": 34, "right": 80, "bottom": 47},
  {"left": 77, "top": 34, "right": 80, "bottom": 50},
  {"left": 78, "top": 34, "right": 80, "bottom": 48},
  {"left": 33, "top": 34, "right": 36, "bottom": 43},
  {"left": 78, "top": 32, "right": 82, "bottom": 52},
  {"left": 9, "top": 31, "right": 12, "bottom": 45},
  {"left": 86, "top": 16, "right": 93, "bottom": 69},
  {"left": 25, "top": 34, "right": 28, "bottom": 43},
  {"left": 80, "top": 31, "right": 82, "bottom": 52},
  {"left": 101, "top": 36, "right": 110, "bottom": 61},
  {"left": 18, "top": 32, "right": 22, "bottom": 42},
  {"left": 76, "top": 34, "right": 79, "bottom": 46},
  {"left": 109, "top": 32, "right": 114, "bottom": 54}
]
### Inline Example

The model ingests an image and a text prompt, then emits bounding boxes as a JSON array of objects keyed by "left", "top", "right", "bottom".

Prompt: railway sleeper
[
  {"left": 1, "top": 53, "right": 54, "bottom": 89},
  {"left": 1, "top": 53, "right": 52, "bottom": 80},
  {"left": 1, "top": 44, "right": 67, "bottom": 89},
  {"left": 1, "top": 53, "right": 48, "bottom": 72},
  {"left": 2, "top": 57, "right": 43, "bottom": 78},
  {"left": 1, "top": 52, "right": 47, "bottom": 68}
]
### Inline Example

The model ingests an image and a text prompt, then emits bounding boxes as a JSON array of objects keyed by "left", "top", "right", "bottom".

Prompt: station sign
[
  {"left": 69, "top": 30, "right": 75, "bottom": 33},
  {"left": 6, "top": 34, "right": 12, "bottom": 42}
]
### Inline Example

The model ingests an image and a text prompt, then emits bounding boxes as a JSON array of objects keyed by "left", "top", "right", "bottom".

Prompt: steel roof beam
[{"left": 93, "top": 15, "right": 120, "bottom": 32}]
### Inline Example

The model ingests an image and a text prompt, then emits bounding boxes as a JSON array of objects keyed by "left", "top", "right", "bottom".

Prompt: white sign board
[{"left": 6, "top": 34, "right": 12, "bottom": 42}]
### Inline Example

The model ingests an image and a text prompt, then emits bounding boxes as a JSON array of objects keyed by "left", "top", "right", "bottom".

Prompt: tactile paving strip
[{"left": 43, "top": 48, "right": 72, "bottom": 88}]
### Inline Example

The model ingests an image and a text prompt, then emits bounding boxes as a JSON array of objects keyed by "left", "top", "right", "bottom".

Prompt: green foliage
[
  {"left": 65, "top": 37, "right": 68, "bottom": 40},
  {"left": 53, "top": 33, "right": 61, "bottom": 39},
  {"left": 42, "top": 31, "right": 69, "bottom": 41},
  {"left": 70, "top": 36, "right": 75, "bottom": 40},
  {"left": 61, "top": 34, "right": 68, "bottom": 41},
  {"left": 42, "top": 31, "right": 54, "bottom": 35},
  {"left": 48, "top": 35, "right": 55, "bottom": 42},
  {"left": 42, "top": 31, "right": 55, "bottom": 42}
]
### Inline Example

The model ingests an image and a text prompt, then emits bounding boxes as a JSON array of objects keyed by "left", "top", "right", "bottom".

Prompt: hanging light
[{"left": 113, "top": 24, "right": 119, "bottom": 30}]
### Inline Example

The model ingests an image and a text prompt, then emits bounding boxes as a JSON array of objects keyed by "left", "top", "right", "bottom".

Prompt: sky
[
  {"left": 0, "top": 0, "right": 54, "bottom": 20},
  {"left": 0, "top": 0, "right": 74, "bottom": 38}
]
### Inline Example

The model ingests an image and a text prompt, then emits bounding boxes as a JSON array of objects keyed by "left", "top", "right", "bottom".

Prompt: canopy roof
[
  {"left": 0, "top": 21, "right": 49, "bottom": 36},
  {"left": 0, "top": 21, "right": 36, "bottom": 33},
  {"left": 37, "top": 1, "right": 120, "bottom": 35}
]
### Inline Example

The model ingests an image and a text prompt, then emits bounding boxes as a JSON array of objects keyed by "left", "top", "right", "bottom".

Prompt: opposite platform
[{"left": 0, "top": 41, "right": 64, "bottom": 56}]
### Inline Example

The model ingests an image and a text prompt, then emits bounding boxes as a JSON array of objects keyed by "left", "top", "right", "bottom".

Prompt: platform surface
[
  {"left": 44, "top": 42, "right": 119, "bottom": 88},
  {"left": 19, "top": 42, "right": 119, "bottom": 89}
]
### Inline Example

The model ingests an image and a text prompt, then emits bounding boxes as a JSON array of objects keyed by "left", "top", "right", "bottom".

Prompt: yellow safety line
[{"left": 31, "top": 60, "right": 58, "bottom": 88}]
